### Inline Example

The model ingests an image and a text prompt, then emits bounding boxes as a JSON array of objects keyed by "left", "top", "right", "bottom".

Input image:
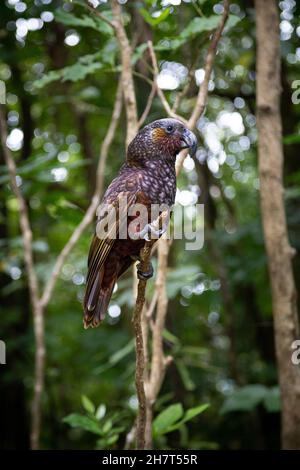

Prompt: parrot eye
[{"left": 166, "top": 124, "right": 174, "bottom": 134}]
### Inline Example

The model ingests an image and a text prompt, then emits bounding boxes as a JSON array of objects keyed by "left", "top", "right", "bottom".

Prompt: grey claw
[
  {"left": 137, "top": 262, "right": 154, "bottom": 280},
  {"left": 130, "top": 217, "right": 169, "bottom": 241},
  {"left": 143, "top": 222, "right": 167, "bottom": 240}
]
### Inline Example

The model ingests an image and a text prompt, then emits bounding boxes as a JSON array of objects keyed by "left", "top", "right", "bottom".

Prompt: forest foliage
[{"left": 1, "top": 0, "right": 300, "bottom": 450}]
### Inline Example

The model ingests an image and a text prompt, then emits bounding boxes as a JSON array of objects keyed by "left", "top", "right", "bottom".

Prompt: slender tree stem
[
  {"left": 147, "top": 41, "right": 189, "bottom": 126},
  {"left": 0, "top": 105, "right": 44, "bottom": 449},
  {"left": 111, "top": 0, "right": 138, "bottom": 146},
  {"left": 138, "top": 82, "right": 157, "bottom": 128},
  {"left": 133, "top": 243, "right": 152, "bottom": 450}
]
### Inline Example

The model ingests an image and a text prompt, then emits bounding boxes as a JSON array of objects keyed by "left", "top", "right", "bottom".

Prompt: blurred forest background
[{"left": 1, "top": 0, "right": 300, "bottom": 451}]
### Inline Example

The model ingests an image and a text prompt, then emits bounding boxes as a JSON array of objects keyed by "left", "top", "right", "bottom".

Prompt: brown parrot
[{"left": 83, "top": 118, "right": 197, "bottom": 328}]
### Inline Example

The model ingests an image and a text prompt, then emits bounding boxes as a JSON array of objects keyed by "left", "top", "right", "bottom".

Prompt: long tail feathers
[{"left": 83, "top": 268, "right": 116, "bottom": 329}]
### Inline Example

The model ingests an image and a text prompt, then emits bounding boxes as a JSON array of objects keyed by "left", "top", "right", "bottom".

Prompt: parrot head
[{"left": 127, "top": 118, "right": 197, "bottom": 162}]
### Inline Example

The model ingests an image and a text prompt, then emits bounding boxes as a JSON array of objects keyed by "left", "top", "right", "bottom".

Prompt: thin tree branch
[
  {"left": 147, "top": 41, "right": 189, "bottom": 126},
  {"left": 132, "top": 70, "right": 154, "bottom": 87},
  {"left": 133, "top": 242, "right": 152, "bottom": 450},
  {"left": 133, "top": 212, "right": 168, "bottom": 450},
  {"left": 0, "top": 105, "right": 45, "bottom": 450},
  {"left": 176, "top": 0, "right": 229, "bottom": 173},
  {"left": 144, "top": 237, "right": 173, "bottom": 449},
  {"left": 138, "top": 82, "right": 157, "bottom": 128},
  {"left": 85, "top": 1, "right": 116, "bottom": 30},
  {"left": 146, "top": 290, "right": 158, "bottom": 319},
  {"left": 171, "top": 56, "right": 199, "bottom": 113},
  {"left": 87, "top": 0, "right": 138, "bottom": 145},
  {"left": 111, "top": 0, "right": 138, "bottom": 146},
  {"left": 0, "top": 106, "right": 40, "bottom": 312},
  {"left": 192, "top": 0, "right": 205, "bottom": 18},
  {"left": 188, "top": 0, "right": 229, "bottom": 129}
]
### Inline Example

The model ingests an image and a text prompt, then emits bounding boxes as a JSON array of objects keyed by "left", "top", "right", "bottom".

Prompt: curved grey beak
[{"left": 180, "top": 128, "right": 197, "bottom": 156}]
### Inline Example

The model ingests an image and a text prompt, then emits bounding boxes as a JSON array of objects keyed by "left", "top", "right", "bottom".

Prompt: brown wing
[
  {"left": 84, "top": 168, "right": 147, "bottom": 315},
  {"left": 85, "top": 190, "right": 136, "bottom": 298}
]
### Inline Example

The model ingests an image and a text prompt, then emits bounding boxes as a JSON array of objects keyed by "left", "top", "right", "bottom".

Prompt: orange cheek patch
[{"left": 152, "top": 128, "right": 167, "bottom": 141}]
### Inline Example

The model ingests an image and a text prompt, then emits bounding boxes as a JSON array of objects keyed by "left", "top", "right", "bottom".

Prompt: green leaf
[
  {"left": 283, "top": 133, "right": 300, "bottom": 145},
  {"left": 181, "top": 404, "right": 210, "bottom": 424},
  {"left": 54, "top": 9, "right": 113, "bottom": 35},
  {"left": 153, "top": 403, "right": 183, "bottom": 436},
  {"left": 32, "top": 240, "right": 49, "bottom": 253},
  {"left": 109, "top": 339, "right": 135, "bottom": 364},
  {"left": 163, "top": 403, "right": 209, "bottom": 434},
  {"left": 156, "top": 15, "right": 240, "bottom": 51},
  {"left": 101, "top": 38, "right": 118, "bottom": 67},
  {"left": 33, "top": 70, "right": 61, "bottom": 89},
  {"left": 102, "top": 419, "right": 112, "bottom": 434},
  {"left": 153, "top": 402, "right": 209, "bottom": 436},
  {"left": 63, "top": 413, "right": 102, "bottom": 435},
  {"left": 96, "top": 404, "right": 106, "bottom": 420},
  {"left": 33, "top": 54, "right": 104, "bottom": 89},
  {"left": 0, "top": 153, "right": 58, "bottom": 184},
  {"left": 263, "top": 387, "right": 281, "bottom": 413},
  {"left": 155, "top": 38, "right": 186, "bottom": 52},
  {"left": 220, "top": 384, "right": 268, "bottom": 414},
  {"left": 131, "top": 43, "right": 148, "bottom": 65},
  {"left": 226, "top": 15, "right": 242, "bottom": 30},
  {"left": 18, "top": 152, "right": 57, "bottom": 174},
  {"left": 81, "top": 395, "right": 95, "bottom": 414},
  {"left": 62, "top": 62, "right": 102, "bottom": 82},
  {"left": 94, "top": 339, "right": 135, "bottom": 374},
  {"left": 176, "top": 360, "right": 196, "bottom": 391},
  {"left": 55, "top": 10, "right": 96, "bottom": 28},
  {"left": 285, "top": 187, "right": 300, "bottom": 200},
  {"left": 166, "top": 265, "right": 200, "bottom": 298},
  {"left": 180, "top": 16, "right": 221, "bottom": 39},
  {"left": 140, "top": 8, "right": 171, "bottom": 26},
  {"left": 163, "top": 328, "right": 181, "bottom": 346},
  {"left": 106, "top": 434, "right": 119, "bottom": 445}
]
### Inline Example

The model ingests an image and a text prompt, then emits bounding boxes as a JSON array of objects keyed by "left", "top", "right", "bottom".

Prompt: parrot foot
[
  {"left": 137, "top": 262, "right": 154, "bottom": 281},
  {"left": 137, "top": 220, "right": 168, "bottom": 241}
]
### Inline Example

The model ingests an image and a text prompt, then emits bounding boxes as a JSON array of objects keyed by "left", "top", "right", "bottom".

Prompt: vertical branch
[
  {"left": 148, "top": 41, "right": 188, "bottom": 125},
  {"left": 138, "top": 82, "right": 157, "bottom": 128},
  {"left": 0, "top": 106, "right": 45, "bottom": 450},
  {"left": 144, "top": 238, "right": 172, "bottom": 449},
  {"left": 133, "top": 214, "right": 168, "bottom": 450},
  {"left": 30, "top": 302, "right": 45, "bottom": 450},
  {"left": 255, "top": 0, "right": 300, "bottom": 449},
  {"left": 132, "top": 243, "right": 152, "bottom": 450},
  {"left": 188, "top": 0, "right": 229, "bottom": 129},
  {"left": 111, "top": 0, "right": 138, "bottom": 146},
  {"left": 0, "top": 106, "right": 40, "bottom": 318},
  {"left": 87, "top": 0, "right": 138, "bottom": 144}
]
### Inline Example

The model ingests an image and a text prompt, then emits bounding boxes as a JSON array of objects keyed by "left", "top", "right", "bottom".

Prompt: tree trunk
[
  {"left": 30, "top": 302, "right": 45, "bottom": 450},
  {"left": 255, "top": 0, "right": 300, "bottom": 449}
]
